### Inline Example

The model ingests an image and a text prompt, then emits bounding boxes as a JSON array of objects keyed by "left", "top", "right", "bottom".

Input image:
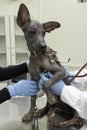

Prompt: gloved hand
[
  {"left": 39, "top": 73, "right": 48, "bottom": 89},
  {"left": 61, "top": 64, "right": 75, "bottom": 82},
  {"left": 7, "top": 79, "right": 39, "bottom": 97},
  {"left": 39, "top": 72, "right": 65, "bottom": 96}
]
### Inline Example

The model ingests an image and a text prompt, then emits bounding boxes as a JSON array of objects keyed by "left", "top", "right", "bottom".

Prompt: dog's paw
[
  {"left": 34, "top": 109, "right": 46, "bottom": 119},
  {"left": 34, "top": 109, "right": 42, "bottom": 119},
  {"left": 22, "top": 112, "right": 33, "bottom": 122}
]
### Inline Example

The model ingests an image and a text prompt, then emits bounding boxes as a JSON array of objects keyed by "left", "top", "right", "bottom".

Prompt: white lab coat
[{"left": 61, "top": 69, "right": 87, "bottom": 119}]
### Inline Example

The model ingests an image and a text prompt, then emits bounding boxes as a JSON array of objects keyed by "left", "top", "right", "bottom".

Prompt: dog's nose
[{"left": 40, "top": 45, "right": 46, "bottom": 50}]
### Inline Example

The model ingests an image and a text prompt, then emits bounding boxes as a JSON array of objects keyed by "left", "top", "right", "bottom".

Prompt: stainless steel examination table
[{"left": 0, "top": 96, "right": 87, "bottom": 130}]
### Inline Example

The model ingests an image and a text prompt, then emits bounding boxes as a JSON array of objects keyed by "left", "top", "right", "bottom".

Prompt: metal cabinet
[{"left": 0, "top": 16, "right": 28, "bottom": 67}]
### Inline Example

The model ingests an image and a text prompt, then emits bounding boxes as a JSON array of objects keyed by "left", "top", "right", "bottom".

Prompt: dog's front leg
[
  {"left": 42, "top": 64, "right": 66, "bottom": 105},
  {"left": 22, "top": 95, "right": 37, "bottom": 122},
  {"left": 43, "top": 63, "right": 66, "bottom": 89},
  {"left": 44, "top": 71, "right": 66, "bottom": 89}
]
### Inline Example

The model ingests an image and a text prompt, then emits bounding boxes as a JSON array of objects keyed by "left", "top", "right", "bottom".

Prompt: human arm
[
  {"left": 61, "top": 85, "right": 87, "bottom": 120},
  {"left": 0, "top": 61, "right": 28, "bottom": 81},
  {"left": 39, "top": 70, "right": 87, "bottom": 119}
]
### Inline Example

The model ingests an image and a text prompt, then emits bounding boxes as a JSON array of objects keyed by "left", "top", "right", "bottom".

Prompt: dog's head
[{"left": 17, "top": 4, "right": 61, "bottom": 55}]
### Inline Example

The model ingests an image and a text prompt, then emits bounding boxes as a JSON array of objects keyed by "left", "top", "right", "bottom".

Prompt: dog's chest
[
  {"left": 28, "top": 55, "right": 49, "bottom": 81},
  {"left": 30, "top": 54, "right": 48, "bottom": 66},
  {"left": 28, "top": 51, "right": 58, "bottom": 81}
]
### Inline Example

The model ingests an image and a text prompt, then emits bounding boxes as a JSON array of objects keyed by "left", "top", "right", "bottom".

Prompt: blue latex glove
[
  {"left": 39, "top": 72, "right": 65, "bottom": 96},
  {"left": 39, "top": 73, "right": 48, "bottom": 89},
  {"left": 7, "top": 79, "right": 39, "bottom": 97},
  {"left": 7, "top": 64, "right": 75, "bottom": 97},
  {"left": 61, "top": 65, "right": 75, "bottom": 82},
  {"left": 39, "top": 63, "right": 75, "bottom": 96}
]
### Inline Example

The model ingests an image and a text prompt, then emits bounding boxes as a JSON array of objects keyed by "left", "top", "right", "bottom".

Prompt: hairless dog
[{"left": 17, "top": 4, "right": 83, "bottom": 128}]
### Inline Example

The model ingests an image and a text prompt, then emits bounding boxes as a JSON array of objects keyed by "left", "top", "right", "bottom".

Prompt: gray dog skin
[{"left": 17, "top": 3, "right": 68, "bottom": 122}]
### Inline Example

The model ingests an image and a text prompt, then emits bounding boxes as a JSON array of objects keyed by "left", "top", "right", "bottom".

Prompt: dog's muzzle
[
  {"left": 39, "top": 45, "right": 47, "bottom": 54},
  {"left": 34, "top": 45, "right": 47, "bottom": 55}
]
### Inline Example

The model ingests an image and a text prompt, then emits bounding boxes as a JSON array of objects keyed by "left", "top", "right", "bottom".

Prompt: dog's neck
[{"left": 30, "top": 48, "right": 48, "bottom": 57}]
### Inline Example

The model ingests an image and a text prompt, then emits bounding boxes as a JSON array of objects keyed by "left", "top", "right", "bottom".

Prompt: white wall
[
  {"left": 0, "top": 0, "right": 40, "bottom": 19},
  {"left": 0, "top": 0, "right": 87, "bottom": 67},
  {"left": 40, "top": 0, "right": 87, "bottom": 67}
]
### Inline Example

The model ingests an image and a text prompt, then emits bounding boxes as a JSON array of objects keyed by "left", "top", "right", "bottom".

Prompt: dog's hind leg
[
  {"left": 22, "top": 95, "right": 37, "bottom": 122},
  {"left": 49, "top": 115, "right": 83, "bottom": 128}
]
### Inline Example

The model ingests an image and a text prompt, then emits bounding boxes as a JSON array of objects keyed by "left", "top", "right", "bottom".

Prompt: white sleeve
[
  {"left": 61, "top": 85, "right": 87, "bottom": 119},
  {"left": 72, "top": 69, "right": 87, "bottom": 90}
]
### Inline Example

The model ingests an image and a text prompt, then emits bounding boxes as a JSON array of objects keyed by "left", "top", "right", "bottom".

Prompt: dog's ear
[
  {"left": 17, "top": 4, "right": 31, "bottom": 27},
  {"left": 43, "top": 21, "right": 61, "bottom": 33}
]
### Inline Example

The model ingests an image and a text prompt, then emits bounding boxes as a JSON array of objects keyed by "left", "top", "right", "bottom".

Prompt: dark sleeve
[{"left": 0, "top": 62, "right": 28, "bottom": 81}]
